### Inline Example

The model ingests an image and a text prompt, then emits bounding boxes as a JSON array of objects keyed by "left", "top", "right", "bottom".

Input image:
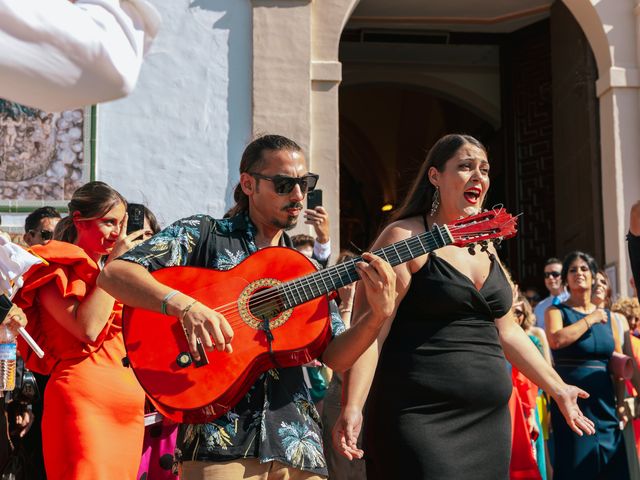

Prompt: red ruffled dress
[
  {"left": 509, "top": 367, "right": 542, "bottom": 480},
  {"left": 14, "top": 241, "right": 145, "bottom": 480}
]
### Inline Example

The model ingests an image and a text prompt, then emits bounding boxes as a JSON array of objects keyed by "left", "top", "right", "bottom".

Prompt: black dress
[{"left": 363, "top": 250, "right": 514, "bottom": 480}]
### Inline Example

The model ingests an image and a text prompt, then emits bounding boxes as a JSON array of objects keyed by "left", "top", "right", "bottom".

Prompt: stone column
[
  {"left": 251, "top": 0, "right": 312, "bottom": 152},
  {"left": 563, "top": 0, "right": 640, "bottom": 295},
  {"left": 251, "top": 0, "right": 359, "bottom": 257},
  {"left": 308, "top": 0, "right": 359, "bottom": 258}
]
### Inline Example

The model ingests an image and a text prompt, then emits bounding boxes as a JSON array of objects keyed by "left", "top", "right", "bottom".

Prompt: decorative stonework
[{"left": 0, "top": 101, "right": 89, "bottom": 205}]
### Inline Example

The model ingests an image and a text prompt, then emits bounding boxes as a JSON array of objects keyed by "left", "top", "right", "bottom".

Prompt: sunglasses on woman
[{"left": 249, "top": 172, "right": 319, "bottom": 195}]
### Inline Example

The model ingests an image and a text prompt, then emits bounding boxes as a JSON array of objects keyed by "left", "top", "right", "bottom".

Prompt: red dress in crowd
[
  {"left": 14, "top": 241, "right": 145, "bottom": 480},
  {"left": 509, "top": 367, "right": 542, "bottom": 480},
  {"left": 626, "top": 333, "right": 640, "bottom": 458}
]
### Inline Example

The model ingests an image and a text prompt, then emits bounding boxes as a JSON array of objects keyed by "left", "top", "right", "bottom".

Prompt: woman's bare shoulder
[{"left": 376, "top": 216, "right": 425, "bottom": 246}]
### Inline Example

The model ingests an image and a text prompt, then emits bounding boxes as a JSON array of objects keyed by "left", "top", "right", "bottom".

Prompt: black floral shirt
[{"left": 120, "top": 212, "right": 344, "bottom": 476}]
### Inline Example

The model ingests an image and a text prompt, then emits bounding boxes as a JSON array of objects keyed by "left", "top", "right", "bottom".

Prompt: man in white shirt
[
  {"left": 534, "top": 257, "right": 569, "bottom": 328},
  {"left": 0, "top": 0, "right": 160, "bottom": 111}
]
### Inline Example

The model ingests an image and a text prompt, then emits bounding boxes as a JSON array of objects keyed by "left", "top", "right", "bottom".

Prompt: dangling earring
[{"left": 430, "top": 186, "right": 440, "bottom": 217}]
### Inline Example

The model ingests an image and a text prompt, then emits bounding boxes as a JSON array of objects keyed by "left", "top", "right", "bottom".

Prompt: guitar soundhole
[
  {"left": 238, "top": 278, "right": 293, "bottom": 330},
  {"left": 248, "top": 287, "right": 283, "bottom": 321}
]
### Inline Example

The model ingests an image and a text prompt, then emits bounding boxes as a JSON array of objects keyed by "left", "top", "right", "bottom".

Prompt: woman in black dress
[{"left": 332, "top": 134, "right": 595, "bottom": 479}]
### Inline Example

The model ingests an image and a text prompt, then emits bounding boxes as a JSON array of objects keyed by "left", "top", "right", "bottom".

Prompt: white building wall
[{"left": 97, "top": 0, "right": 252, "bottom": 227}]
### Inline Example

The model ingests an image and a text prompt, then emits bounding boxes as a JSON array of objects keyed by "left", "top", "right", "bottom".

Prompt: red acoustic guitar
[{"left": 122, "top": 208, "right": 518, "bottom": 423}]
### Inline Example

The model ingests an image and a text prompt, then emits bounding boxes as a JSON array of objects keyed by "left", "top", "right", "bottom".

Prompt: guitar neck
[{"left": 277, "top": 224, "right": 453, "bottom": 310}]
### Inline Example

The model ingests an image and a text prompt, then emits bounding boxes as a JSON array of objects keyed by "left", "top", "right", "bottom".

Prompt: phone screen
[
  {"left": 127, "top": 203, "right": 145, "bottom": 235},
  {"left": 307, "top": 189, "right": 323, "bottom": 210}
]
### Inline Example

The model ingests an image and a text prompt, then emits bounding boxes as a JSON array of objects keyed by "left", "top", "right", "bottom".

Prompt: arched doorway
[{"left": 337, "top": 1, "right": 603, "bottom": 293}]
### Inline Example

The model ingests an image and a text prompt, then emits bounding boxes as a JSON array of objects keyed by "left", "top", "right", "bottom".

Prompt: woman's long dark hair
[
  {"left": 225, "top": 135, "right": 302, "bottom": 218},
  {"left": 54, "top": 181, "right": 127, "bottom": 243},
  {"left": 389, "top": 134, "right": 486, "bottom": 223}
]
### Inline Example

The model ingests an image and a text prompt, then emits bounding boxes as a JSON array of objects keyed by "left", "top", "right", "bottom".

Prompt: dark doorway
[{"left": 339, "top": 84, "right": 499, "bottom": 253}]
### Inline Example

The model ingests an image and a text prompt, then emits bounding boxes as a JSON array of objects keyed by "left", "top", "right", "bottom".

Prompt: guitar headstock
[{"left": 444, "top": 207, "right": 518, "bottom": 251}]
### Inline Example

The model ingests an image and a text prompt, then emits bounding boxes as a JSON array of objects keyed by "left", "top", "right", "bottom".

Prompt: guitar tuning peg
[
  {"left": 468, "top": 244, "right": 476, "bottom": 255},
  {"left": 480, "top": 241, "right": 489, "bottom": 253},
  {"left": 493, "top": 237, "right": 502, "bottom": 246}
]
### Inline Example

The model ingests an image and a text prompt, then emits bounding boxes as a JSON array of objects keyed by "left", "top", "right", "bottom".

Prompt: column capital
[
  {"left": 311, "top": 61, "right": 342, "bottom": 82},
  {"left": 596, "top": 66, "right": 640, "bottom": 97}
]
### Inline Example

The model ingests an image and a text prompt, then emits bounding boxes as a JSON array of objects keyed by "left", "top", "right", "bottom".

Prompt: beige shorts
[{"left": 180, "top": 458, "right": 327, "bottom": 480}]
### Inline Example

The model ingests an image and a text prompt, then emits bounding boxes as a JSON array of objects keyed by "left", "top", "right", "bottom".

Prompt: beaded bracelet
[
  {"left": 161, "top": 290, "right": 180, "bottom": 315},
  {"left": 181, "top": 300, "right": 199, "bottom": 321}
]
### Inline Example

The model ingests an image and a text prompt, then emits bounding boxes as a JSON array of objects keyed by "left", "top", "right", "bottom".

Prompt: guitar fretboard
[{"left": 272, "top": 224, "right": 452, "bottom": 311}]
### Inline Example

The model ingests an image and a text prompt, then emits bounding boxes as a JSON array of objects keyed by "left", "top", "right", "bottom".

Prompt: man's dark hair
[
  {"left": 544, "top": 257, "right": 562, "bottom": 267},
  {"left": 225, "top": 135, "right": 302, "bottom": 218},
  {"left": 291, "top": 234, "right": 314, "bottom": 250},
  {"left": 25, "top": 206, "right": 61, "bottom": 233}
]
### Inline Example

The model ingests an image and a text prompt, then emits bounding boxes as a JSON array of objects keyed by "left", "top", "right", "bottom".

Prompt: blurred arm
[{"left": 0, "top": 0, "right": 160, "bottom": 111}]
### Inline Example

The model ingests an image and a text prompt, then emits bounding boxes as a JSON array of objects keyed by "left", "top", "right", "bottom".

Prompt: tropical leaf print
[
  {"left": 145, "top": 221, "right": 200, "bottom": 266},
  {"left": 278, "top": 421, "right": 326, "bottom": 469},
  {"left": 292, "top": 392, "right": 321, "bottom": 425},
  {"left": 121, "top": 217, "right": 201, "bottom": 267},
  {"left": 213, "top": 249, "right": 247, "bottom": 270}
]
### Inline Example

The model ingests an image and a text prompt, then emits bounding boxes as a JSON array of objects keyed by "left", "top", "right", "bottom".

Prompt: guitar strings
[
  {"left": 204, "top": 235, "right": 443, "bottom": 326},
  {"left": 170, "top": 221, "right": 508, "bottom": 330},
  {"left": 186, "top": 224, "right": 502, "bottom": 328},
  {"left": 176, "top": 235, "right": 432, "bottom": 329},
  {"left": 215, "top": 233, "right": 442, "bottom": 318}
]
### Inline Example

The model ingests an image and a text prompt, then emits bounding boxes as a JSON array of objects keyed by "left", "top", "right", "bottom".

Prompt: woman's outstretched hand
[
  {"left": 332, "top": 405, "right": 364, "bottom": 461},
  {"left": 553, "top": 384, "right": 596, "bottom": 436}
]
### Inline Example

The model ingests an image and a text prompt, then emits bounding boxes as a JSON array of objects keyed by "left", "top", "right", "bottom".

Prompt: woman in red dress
[{"left": 15, "top": 181, "right": 147, "bottom": 480}]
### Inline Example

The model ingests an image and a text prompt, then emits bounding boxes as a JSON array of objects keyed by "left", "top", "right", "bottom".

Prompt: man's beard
[{"left": 271, "top": 202, "right": 303, "bottom": 231}]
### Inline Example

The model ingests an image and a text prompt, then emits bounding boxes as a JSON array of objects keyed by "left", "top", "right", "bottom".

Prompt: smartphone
[
  {"left": 126, "top": 203, "right": 145, "bottom": 235},
  {"left": 307, "top": 189, "right": 323, "bottom": 210}
]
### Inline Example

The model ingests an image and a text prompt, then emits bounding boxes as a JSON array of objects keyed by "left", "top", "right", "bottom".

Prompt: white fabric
[
  {"left": 0, "top": 0, "right": 161, "bottom": 111},
  {"left": 313, "top": 239, "right": 331, "bottom": 263},
  {"left": 0, "top": 236, "right": 43, "bottom": 298}
]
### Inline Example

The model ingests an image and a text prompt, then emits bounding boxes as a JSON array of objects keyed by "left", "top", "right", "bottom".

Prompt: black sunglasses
[
  {"left": 249, "top": 172, "right": 319, "bottom": 195},
  {"left": 30, "top": 229, "right": 53, "bottom": 240},
  {"left": 544, "top": 271, "right": 561, "bottom": 279}
]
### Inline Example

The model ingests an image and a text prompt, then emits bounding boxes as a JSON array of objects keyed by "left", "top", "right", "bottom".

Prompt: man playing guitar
[{"left": 98, "top": 134, "right": 397, "bottom": 480}]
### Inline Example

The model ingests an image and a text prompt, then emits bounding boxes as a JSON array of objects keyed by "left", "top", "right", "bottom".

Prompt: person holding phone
[
  {"left": 304, "top": 189, "right": 331, "bottom": 267},
  {"left": 98, "top": 134, "right": 397, "bottom": 480},
  {"left": 13, "top": 181, "right": 147, "bottom": 479}
]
